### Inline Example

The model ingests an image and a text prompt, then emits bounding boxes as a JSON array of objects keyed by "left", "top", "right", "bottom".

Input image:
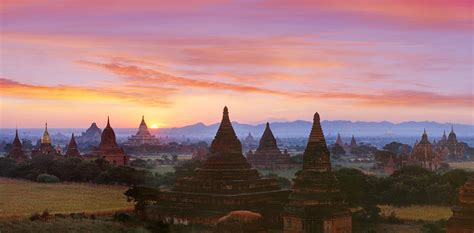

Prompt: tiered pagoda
[
  {"left": 32, "top": 123, "right": 59, "bottom": 157},
  {"left": 335, "top": 134, "right": 344, "bottom": 147},
  {"left": 124, "top": 116, "right": 160, "bottom": 146},
  {"left": 65, "top": 133, "right": 81, "bottom": 158},
  {"left": 7, "top": 129, "right": 28, "bottom": 162},
  {"left": 77, "top": 122, "right": 102, "bottom": 144},
  {"left": 445, "top": 127, "right": 465, "bottom": 159},
  {"left": 348, "top": 135, "right": 357, "bottom": 150},
  {"left": 88, "top": 117, "right": 129, "bottom": 166},
  {"left": 246, "top": 123, "right": 291, "bottom": 169},
  {"left": 408, "top": 129, "right": 443, "bottom": 171},
  {"left": 243, "top": 132, "right": 257, "bottom": 150},
  {"left": 446, "top": 176, "right": 474, "bottom": 232},
  {"left": 144, "top": 107, "right": 290, "bottom": 226},
  {"left": 283, "top": 113, "right": 352, "bottom": 233}
]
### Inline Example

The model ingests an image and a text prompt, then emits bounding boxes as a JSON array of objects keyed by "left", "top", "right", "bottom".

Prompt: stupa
[
  {"left": 144, "top": 107, "right": 290, "bottom": 226},
  {"left": 408, "top": 129, "right": 443, "bottom": 171},
  {"left": 88, "top": 117, "right": 129, "bottom": 166},
  {"left": 446, "top": 176, "right": 474, "bottom": 232},
  {"left": 7, "top": 129, "right": 28, "bottom": 162},
  {"left": 65, "top": 133, "right": 81, "bottom": 158},
  {"left": 247, "top": 123, "right": 290, "bottom": 169},
  {"left": 125, "top": 116, "right": 159, "bottom": 146},
  {"left": 282, "top": 113, "right": 352, "bottom": 233},
  {"left": 77, "top": 122, "right": 102, "bottom": 144},
  {"left": 32, "top": 123, "right": 59, "bottom": 157}
]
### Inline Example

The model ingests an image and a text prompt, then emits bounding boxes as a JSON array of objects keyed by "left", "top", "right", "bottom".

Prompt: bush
[{"left": 36, "top": 174, "right": 60, "bottom": 183}]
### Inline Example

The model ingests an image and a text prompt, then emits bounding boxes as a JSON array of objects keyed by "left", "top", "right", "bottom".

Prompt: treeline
[
  {"left": 335, "top": 166, "right": 473, "bottom": 207},
  {"left": 0, "top": 155, "right": 174, "bottom": 187}
]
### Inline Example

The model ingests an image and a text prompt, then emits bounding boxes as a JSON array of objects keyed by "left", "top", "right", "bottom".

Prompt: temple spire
[
  {"left": 41, "top": 122, "right": 52, "bottom": 144},
  {"left": 209, "top": 106, "right": 242, "bottom": 155},
  {"left": 302, "top": 112, "right": 331, "bottom": 172},
  {"left": 106, "top": 116, "right": 110, "bottom": 128}
]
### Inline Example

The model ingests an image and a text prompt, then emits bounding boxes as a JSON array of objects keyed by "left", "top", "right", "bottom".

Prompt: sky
[{"left": 0, "top": 0, "right": 473, "bottom": 128}]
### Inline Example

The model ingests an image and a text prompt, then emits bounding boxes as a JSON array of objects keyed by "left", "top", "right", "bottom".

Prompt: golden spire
[{"left": 41, "top": 122, "right": 52, "bottom": 144}]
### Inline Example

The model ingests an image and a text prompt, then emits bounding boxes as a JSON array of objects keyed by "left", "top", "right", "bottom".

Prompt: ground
[
  {"left": 448, "top": 161, "right": 474, "bottom": 171},
  {"left": 0, "top": 177, "right": 133, "bottom": 218},
  {"left": 379, "top": 205, "right": 452, "bottom": 221}
]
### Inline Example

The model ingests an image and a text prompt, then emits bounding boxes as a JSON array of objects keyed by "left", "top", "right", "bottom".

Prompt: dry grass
[
  {"left": 379, "top": 205, "right": 452, "bottom": 221},
  {"left": 0, "top": 178, "right": 134, "bottom": 218},
  {"left": 448, "top": 161, "right": 474, "bottom": 171}
]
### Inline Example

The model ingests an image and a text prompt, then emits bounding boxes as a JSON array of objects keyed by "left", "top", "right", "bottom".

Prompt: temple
[
  {"left": 446, "top": 176, "right": 474, "bottom": 232},
  {"left": 144, "top": 107, "right": 290, "bottom": 226},
  {"left": 124, "top": 116, "right": 160, "bottom": 146},
  {"left": 283, "top": 113, "right": 352, "bottom": 233},
  {"left": 32, "top": 123, "right": 60, "bottom": 157},
  {"left": 77, "top": 122, "right": 102, "bottom": 144},
  {"left": 407, "top": 130, "right": 443, "bottom": 171},
  {"left": 65, "top": 133, "right": 81, "bottom": 158},
  {"left": 7, "top": 129, "right": 28, "bottom": 162},
  {"left": 243, "top": 132, "right": 257, "bottom": 150},
  {"left": 437, "top": 127, "right": 465, "bottom": 160},
  {"left": 88, "top": 117, "right": 129, "bottom": 166},
  {"left": 349, "top": 135, "right": 357, "bottom": 150},
  {"left": 246, "top": 123, "right": 291, "bottom": 169},
  {"left": 335, "top": 134, "right": 344, "bottom": 147}
]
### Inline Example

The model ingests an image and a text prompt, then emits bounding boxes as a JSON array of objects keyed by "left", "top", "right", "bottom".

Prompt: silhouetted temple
[
  {"left": 7, "top": 129, "right": 28, "bottom": 162},
  {"left": 144, "top": 107, "right": 290, "bottom": 226},
  {"left": 243, "top": 132, "right": 257, "bottom": 150},
  {"left": 32, "top": 123, "right": 60, "bottom": 157},
  {"left": 335, "top": 134, "right": 344, "bottom": 147},
  {"left": 247, "top": 122, "right": 291, "bottom": 169},
  {"left": 65, "top": 133, "right": 81, "bottom": 158},
  {"left": 88, "top": 117, "right": 129, "bottom": 166},
  {"left": 77, "top": 122, "right": 102, "bottom": 144},
  {"left": 408, "top": 130, "right": 443, "bottom": 171},
  {"left": 446, "top": 176, "right": 474, "bottom": 232},
  {"left": 125, "top": 116, "right": 160, "bottom": 146},
  {"left": 283, "top": 113, "right": 352, "bottom": 233},
  {"left": 349, "top": 135, "right": 357, "bottom": 149},
  {"left": 438, "top": 127, "right": 465, "bottom": 160}
]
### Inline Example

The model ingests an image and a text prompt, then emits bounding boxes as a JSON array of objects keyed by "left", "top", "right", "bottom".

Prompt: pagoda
[
  {"left": 7, "top": 129, "right": 28, "bottom": 162},
  {"left": 144, "top": 107, "right": 290, "bottom": 226},
  {"left": 247, "top": 122, "right": 291, "bottom": 169},
  {"left": 283, "top": 113, "right": 352, "bottom": 233},
  {"left": 65, "top": 133, "right": 81, "bottom": 158},
  {"left": 335, "top": 134, "right": 344, "bottom": 147},
  {"left": 77, "top": 122, "right": 102, "bottom": 144},
  {"left": 348, "top": 135, "right": 357, "bottom": 149},
  {"left": 408, "top": 129, "right": 443, "bottom": 171},
  {"left": 125, "top": 116, "right": 160, "bottom": 146},
  {"left": 446, "top": 176, "right": 474, "bottom": 232},
  {"left": 446, "top": 127, "right": 465, "bottom": 159},
  {"left": 32, "top": 123, "right": 59, "bottom": 157},
  {"left": 243, "top": 132, "right": 257, "bottom": 149},
  {"left": 88, "top": 117, "right": 129, "bottom": 166}
]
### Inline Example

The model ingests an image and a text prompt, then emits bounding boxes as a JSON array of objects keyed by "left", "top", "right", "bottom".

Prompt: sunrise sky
[{"left": 1, "top": 0, "right": 473, "bottom": 128}]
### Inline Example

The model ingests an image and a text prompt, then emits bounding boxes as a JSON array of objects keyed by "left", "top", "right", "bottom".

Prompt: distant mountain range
[
  {"left": 1, "top": 120, "right": 473, "bottom": 140},
  {"left": 154, "top": 120, "right": 474, "bottom": 138}
]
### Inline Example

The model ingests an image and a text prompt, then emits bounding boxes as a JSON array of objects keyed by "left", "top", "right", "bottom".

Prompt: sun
[{"left": 150, "top": 124, "right": 158, "bottom": 129}]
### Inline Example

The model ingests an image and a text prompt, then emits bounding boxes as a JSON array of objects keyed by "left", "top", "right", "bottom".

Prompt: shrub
[{"left": 36, "top": 174, "right": 60, "bottom": 183}]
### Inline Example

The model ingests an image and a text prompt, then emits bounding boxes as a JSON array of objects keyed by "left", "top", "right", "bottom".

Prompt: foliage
[
  {"left": 421, "top": 220, "right": 446, "bottom": 233},
  {"left": 36, "top": 174, "right": 60, "bottom": 183},
  {"left": 350, "top": 145, "right": 378, "bottom": 156},
  {"left": 383, "top": 141, "right": 412, "bottom": 155},
  {"left": 331, "top": 144, "right": 346, "bottom": 156},
  {"left": 174, "top": 160, "right": 202, "bottom": 178},
  {"left": 289, "top": 153, "right": 303, "bottom": 164},
  {"left": 334, "top": 168, "right": 378, "bottom": 207}
]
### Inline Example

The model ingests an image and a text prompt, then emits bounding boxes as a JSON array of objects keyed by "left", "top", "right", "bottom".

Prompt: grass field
[
  {"left": 379, "top": 205, "right": 452, "bottom": 221},
  {"left": 0, "top": 178, "right": 134, "bottom": 218},
  {"left": 448, "top": 161, "right": 474, "bottom": 171}
]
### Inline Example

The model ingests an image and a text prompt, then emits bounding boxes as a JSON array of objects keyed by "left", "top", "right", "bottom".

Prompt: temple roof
[
  {"left": 448, "top": 126, "right": 457, "bottom": 143},
  {"left": 302, "top": 112, "right": 331, "bottom": 172},
  {"left": 420, "top": 129, "right": 430, "bottom": 144},
  {"left": 65, "top": 133, "right": 81, "bottom": 157},
  {"left": 12, "top": 129, "right": 22, "bottom": 148},
  {"left": 41, "top": 123, "right": 52, "bottom": 144},
  {"left": 256, "top": 122, "right": 279, "bottom": 152},
  {"left": 136, "top": 115, "right": 152, "bottom": 136},
  {"left": 350, "top": 135, "right": 357, "bottom": 147},
  {"left": 99, "top": 116, "right": 120, "bottom": 150},
  {"left": 209, "top": 106, "right": 243, "bottom": 156},
  {"left": 335, "top": 133, "right": 343, "bottom": 145}
]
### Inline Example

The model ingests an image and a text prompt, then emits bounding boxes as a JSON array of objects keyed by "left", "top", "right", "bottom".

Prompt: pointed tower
[
  {"left": 65, "top": 133, "right": 81, "bottom": 158},
  {"left": 41, "top": 123, "right": 52, "bottom": 145},
  {"left": 147, "top": 107, "right": 290, "bottom": 226},
  {"left": 441, "top": 130, "right": 448, "bottom": 142},
  {"left": 283, "top": 112, "right": 352, "bottom": 233},
  {"left": 34, "top": 123, "right": 56, "bottom": 156},
  {"left": 409, "top": 129, "right": 441, "bottom": 171},
  {"left": 335, "top": 133, "right": 344, "bottom": 146},
  {"left": 7, "top": 129, "right": 28, "bottom": 162},
  {"left": 247, "top": 122, "right": 290, "bottom": 169},
  {"left": 349, "top": 135, "right": 357, "bottom": 149},
  {"left": 125, "top": 115, "right": 159, "bottom": 146},
  {"left": 89, "top": 117, "right": 129, "bottom": 166},
  {"left": 446, "top": 176, "right": 474, "bottom": 232}
]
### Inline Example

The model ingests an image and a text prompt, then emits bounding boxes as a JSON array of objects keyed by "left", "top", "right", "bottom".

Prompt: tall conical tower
[
  {"left": 247, "top": 122, "right": 290, "bottom": 169},
  {"left": 65, "top": 133, "right": 81, "bottom": 158},
  {"left": 147, "top": 107, "right": 290, "bottom": 226},
  {"left": 35, "top": 122, "right": 56, "bottom": 156},
  {"left": 7, "top": 129, "right": 28, "bottom": 162},
  {"left": 89, "top": 117, "right": 129, "bottom": 166},
  {"left": 283, "top": 112, "right": 352, "bottom": 233}
]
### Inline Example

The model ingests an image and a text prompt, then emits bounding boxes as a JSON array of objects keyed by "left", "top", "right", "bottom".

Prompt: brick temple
[
  {"left": 65, "top": 133, "right": 81, "bottom": 158},
  {"left": 446, "top": 176, "right": 474, "bottom": 232},
  {"left": 283, "top": 113, "right": 352, "bottom": 233},
  {"left": 88, "top": 117, "right": 129, "bottom": 166},
  {"left": 247, "top": 122, "right": 291, "bottom": 169},
  {"left": 124, "top": 116, "right": 160, "bottom": 146},
  {"left": 6, "top": 129, "right": 28, "bottom": 162},
  {"left": 407, "top": 130, "right": 443, "bottom": 171},
  {"left": 144, "top": 107, "right": 290, "bottom": 226}
]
